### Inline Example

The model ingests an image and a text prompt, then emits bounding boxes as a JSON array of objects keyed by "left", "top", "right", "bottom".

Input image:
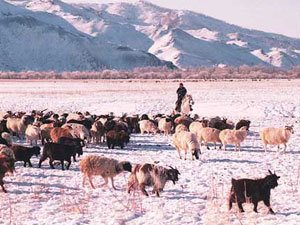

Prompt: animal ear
[{"left": 268, "top": 170, "right": 273, "bottom": 175}]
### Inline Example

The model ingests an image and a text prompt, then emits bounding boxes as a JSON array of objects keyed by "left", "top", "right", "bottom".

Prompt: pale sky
[{"left": 63, "top": 0, "right": 300, "bottom": 38}]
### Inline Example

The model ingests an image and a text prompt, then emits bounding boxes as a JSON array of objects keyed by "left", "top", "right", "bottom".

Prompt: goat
[
  {"left": 11, "top": 145, "right": 40, "bottom": 167},
  {"left": 229, "top": 170, "right": 280, "bottom": 214}
]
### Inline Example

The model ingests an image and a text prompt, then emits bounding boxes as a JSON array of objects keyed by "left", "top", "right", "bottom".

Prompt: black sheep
[{"left": 229, "top": 170, "right": 280, "bottom": 214}]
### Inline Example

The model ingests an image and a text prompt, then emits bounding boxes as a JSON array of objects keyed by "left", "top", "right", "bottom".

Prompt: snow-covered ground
[{"left": 0, "top": 79, "right": 299, "bottom": 225}]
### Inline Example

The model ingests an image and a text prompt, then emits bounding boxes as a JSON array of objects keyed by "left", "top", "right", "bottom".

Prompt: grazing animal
[
  {"left": 208, "top": 117, "right": 234, "bottom": 131},
  {"left": 80, "top": 155, "right": 132, "bottom": 189},
  {"left": 90, "top": 120, "right": 105, "bottom": 143},
  {"left": 25, "top": 124, "right": 41, "bottom": 145},
  {"left": 219, "top": 126, "right": 248, "bottom": 151},
  {"left": 57, "top": 136, "right": 84, "bottom": 161},
  {"left": 40, "top": 122, "right": 61, "bottom": 145},
  {"left": 126, "top": 116, "right": 140, "bottom": 133},
  {"left": 50, "top": 126, "right": 74, "bottom": 143},
  {"left": 127, "top": 164, "right": 180, "bottom": 197},
  {"left": 106, "top": 130, "right": 130, "bottom": 149},
  {"left": 158, "top": 117, "right": 172, "bottom": 135},
  {"left": 173, "top": 130, "right": 200, "bottom": 160},
  {"left": 38, "top": 143, "right": 78, "bottom": 170},
  {"left": 235, "top": 119, "right": 251, "bottom": 130},
  {"left": 174, "top": 115, "right": 194, "bottom": 129},
  {"left": 229, "top": 170, "right": 280, "bottom": 214},
  {"left": 139, "top": 120, "right": 158, "bottom": 134},
  {"left": 195, "top": 127, "right": 222, "bottom": 150},
  {"left": 0, "top": 154, "right": 15, "bottom": 193},
  {"left": 6, "top": 115, "right": 34, "bottom": 138},
  {"left": 11, "top": 145, "right": 40, "bottom": 167},
  {"left": 260, "top": 126, "right": 294, "bottom": 152},
  {"left": 0, "top": 132, "right": 12, "bottom": 147},
  {"left": 62, "top": 123, "right": 90, "bottom": 142}
]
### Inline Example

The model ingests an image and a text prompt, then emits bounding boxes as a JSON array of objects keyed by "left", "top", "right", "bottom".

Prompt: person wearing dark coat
[{"left": 175, "top": 83, "right": 187, "bottom": 112}]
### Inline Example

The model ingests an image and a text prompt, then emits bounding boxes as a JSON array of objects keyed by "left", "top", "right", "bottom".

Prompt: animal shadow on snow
[
  {"left": 130, "top": 138, "right": 174, "bottom": 152},
  {"left": 7, "top": 181, "right": 79, "bottom": 191},
  {"left": 207, "top": 158, "right": 259, "bottom": 164}
]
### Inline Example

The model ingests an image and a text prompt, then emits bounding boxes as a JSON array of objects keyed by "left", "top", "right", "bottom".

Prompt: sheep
[
  {"left": 260, "top": 126, "right": 294, "bottom": 152},
  {"left": 66, "top": 113, "right": 84, "bottom": 121},
  {"left": 0, "top": 154, "right": 15, "bottom": 193},
  {"left": 175, "top": 124, "right": 188, "bottom": 133},
  {"left": 57, "top": 136, "right": 84, "bottom": 161},
  {"left": 106, "top": 130, "right": 130, "bottom": 149},
  {"left": 40, "top": 122, "right": 61, "bottom": 145},
  {"left": 1, "top": 132, "right": 12, "bottom": 147},
  {"left": 127, "top": 164, "right": 180, "bottom": 197},
  {"left": 235, "top": 119, "right": 251, "bottom": 130},
  {"left": 158, "top": 117, "right": 172, "bottom": 135},
  {"left": 80, "top": 155, "right": 132, "bottom": 189},
  {"left": 139, "top": 120, "right": 158, "bottom": 134},
  {"left": 11, "top": 145, "right": 40, "bottom": 167},
  {"left": 50, "top": 126, "right": 74, "bottom": 143},
  {"left": 189, "top": 121, "right": 207, "bottom": 135},
  {"left": 172, "top": 130, "right": 201, "bottom": 160},
  {"left": 229, "top": 170, "right": 280, "bottom": 214},
  {"left": 6, "top": 115, "right": 34, "bottom": 138},
  {"left": 62, "top": 123, "right": 90, "bottom": 143},
  {"left": 219, "top": 126, "right": 248, "bottom": 151},
  {"left": 38, "top": 143, "right": 79, "bottom": 170},
  {"left": 195, "top": 127, "right": 222, "bottom": 150},
  {"left": 25, "top": 125, "right": 41, "bottom": 145},
  {"left": 90, "top": 120, "right": 105, "bottom": 143},
  {"left": 174, "top": 115, "right": 194, "bottom": 129}
]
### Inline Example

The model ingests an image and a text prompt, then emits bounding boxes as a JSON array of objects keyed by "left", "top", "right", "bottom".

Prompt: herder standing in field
[{"left": 175, "top": 83, "right": 187, "bottom": 112}]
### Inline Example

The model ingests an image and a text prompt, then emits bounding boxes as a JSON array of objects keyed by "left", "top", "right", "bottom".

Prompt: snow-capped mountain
[{"left": 2, "top": 0, "right": 300, "bottom": 70}]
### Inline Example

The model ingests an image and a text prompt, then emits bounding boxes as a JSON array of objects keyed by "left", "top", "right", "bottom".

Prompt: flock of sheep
[{"left": 0, "top": 109, "right": 295, "bottom": 213}]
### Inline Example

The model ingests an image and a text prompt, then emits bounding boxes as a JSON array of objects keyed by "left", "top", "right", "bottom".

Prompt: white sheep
[
  {"left": 195, "top": 127, "right": 222, "bottom": 150},
  {"left": 66, "top": 113, "right": 84, "bottom": 121},
  {"left": 1, "top": 132, "right": 12, "bottom": 147},
  {"left": 6, "top": 115, "right": 31, "bottom": 139},
  {"left": 158, "top": 117, "right": 172, "bottom": 135},
  {"left": 219, "top": 126, "right": 248, "bottom": 151},
  {"left": 139, "top": 120, "right": 158, "bottom": 134},
  {"left": 80, "top": 155, "right": 132, "bottom": 189},
  {"left": 175, "top": 124, "right": 188, "bottom": 133},
  {"left": 25, "top": 125, "right": 41, "bottom": 146},
  {"left": 172, "top": 130, "right": 201, "bottom": 160},
  {"left": 260, "top": 126, "right": 294, "bottom": 152},
  {"left": 189, "top": 121, "right": 206, "bottom": 134}
]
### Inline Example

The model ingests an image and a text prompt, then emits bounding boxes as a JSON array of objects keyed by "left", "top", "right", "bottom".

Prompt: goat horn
[{"left": 268, "top": 169, "right": 273, "bottom": 175}]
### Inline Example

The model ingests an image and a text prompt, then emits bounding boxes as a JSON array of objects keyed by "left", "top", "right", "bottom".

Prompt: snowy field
[{"left": 0, "top": 79, "right": 300, "bottom": 225}]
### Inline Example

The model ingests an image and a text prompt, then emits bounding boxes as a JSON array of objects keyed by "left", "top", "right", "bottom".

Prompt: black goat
[
  {"left": 38, "top": 143, "right": 78, "bottom": 170},
  {"left": 57, "top": 136, "right": 84, "bottom": 161},
  {"left": 67, "top": 119, "right": 92, "bottom": 130},
  {"left": 11, "top": 145, "right": 41, "bottom": 167},
  {"left": 229, "top": 170, "right": 280, "bottom": 214},
  {"left": 235, "top": 119, "right": 251, "bottom": 130}
]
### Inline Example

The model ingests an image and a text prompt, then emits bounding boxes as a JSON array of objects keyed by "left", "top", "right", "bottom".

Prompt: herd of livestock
[{"left": 0, "top": 109, "right": 295, "bottom": 214}]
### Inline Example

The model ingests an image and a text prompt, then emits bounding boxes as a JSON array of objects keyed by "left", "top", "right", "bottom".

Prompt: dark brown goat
[
  {"left": 235, "top": 119, "right": 251, "bottom": 130},
  {"left": 11, "top": 145, "right": 41, "bottom": 167},
  {"left": 0, "top": 154, "right": 15, "bottom": 193},
  {"left": 106, "top": 130, "right": 130, "bottom": 149},
  {"left": 38, "top": 143, "right": 78, "bottom": 170},
  {"left": 57, "top": 136, "right": 84, "bottom": 161},
  {"left": 229, "top": 170, "right": 280, "bottom": 214}
]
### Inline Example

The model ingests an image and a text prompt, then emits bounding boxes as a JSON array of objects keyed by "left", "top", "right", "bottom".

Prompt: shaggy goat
[
  {"left": 127, "top": 164, "right": 180, "bottom": 197},
  {"left": 80, "top": 155, "right": 132, "bottom": 189},
  {"left": 229, "top": 170, "right": 280, "bottom": 214}
]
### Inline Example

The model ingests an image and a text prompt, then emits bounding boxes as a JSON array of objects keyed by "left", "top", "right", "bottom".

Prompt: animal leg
[
  {"left": 223, "top": 142, "right": 227, "bottom": 151},
  {"left": 66, "top": 159, "right": 71, "bottom": 170},
  {"left": 214, "top": 142, "right": 217, "bottom": 150},
  {"left": 100, "top": 177, "right": 109, "bottom": 188},
  {"left": 177, "top": 149, "right": 182, "bottom": 159},
  {"left": 277, "top": 145, "right": 280, "bottom": 152},
  {"left": 82, "top": 175, "right": 86, "bottom": 186},
  {"left": 253, "top": 201, "right": 258, "bottom": 213},
  {"left": 0, "top": 175, "right": 7, "bottom": 193},
  {"left": 184, "top": 151, "right": 187, "bottom": 160},
  {"left": 24, "top": 161, "right": 27, "bottom": 167},
  {"left": 263, "top": 143, "right": 267, "bottom": 152},
  {"left": 110, "top": 177, "right": 117, "bottom": 190},
  {"left": 60, "top": 160, "right": 65, "bottom": 170},
  {"left": 283, "top": 143, "right": 287, "bottom": 152},
  {"left": 28, "top": 160, "right": 33, "bottom": 167},
  {"left": 238, "top": 202, "right": 245, "bottom": 213},
  {"left": 139, "top": 183, "right": 149, "bottom": 196},
  {"left": 38, "top": 154, "right": 48, "bottom": 168},
  {"left": 88, "top": 176, "right": 96, "bottom": 189},
  {"left": 263, "top": 199, "right": 275, "bottom": 214},
  {"left": 205, "top": 142, "right": 210, "bottom": 150},
  {"left": 229, "top": 200, "right": 233, "bottom": 210}
]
